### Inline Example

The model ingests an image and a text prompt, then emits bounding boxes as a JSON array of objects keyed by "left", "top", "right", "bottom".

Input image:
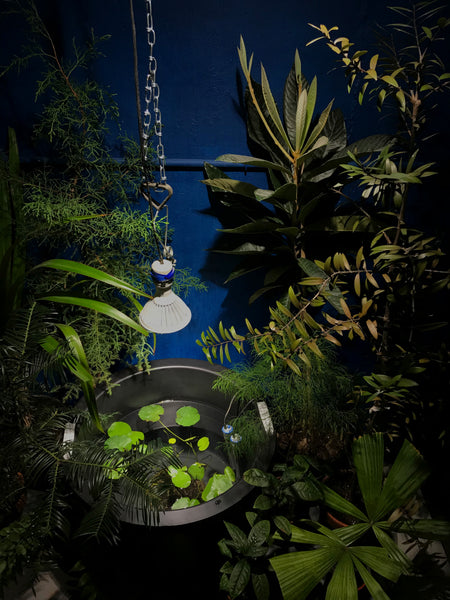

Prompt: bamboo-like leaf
[
  {"left": 54, "top": 323, "right": 103, "bottom": 432},
  {"left": 35, "top": 259, "right": 151, "bottom": 298},
  {"left": 40, "top": 295, "right": 149, "bottom": 336}
]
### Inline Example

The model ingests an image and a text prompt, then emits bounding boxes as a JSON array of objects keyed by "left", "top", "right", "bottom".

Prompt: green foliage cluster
[
  {"left": 203, "top": 38, "right": 391, "bottom": 305},
  {"left": 1, "top": 2, "right": 204, "bottom": 395},
  {"left": 0, "top": 516, "right": 47, "bottom": 592},
  {"left": 219, "top": 434, "right": 450, "bottom": 600},
  {"left": 198, "top": 1, "right": 450, "bottom": 445},
  {"left": 213, "top": 342, "right": 359, "bottom": 455}
]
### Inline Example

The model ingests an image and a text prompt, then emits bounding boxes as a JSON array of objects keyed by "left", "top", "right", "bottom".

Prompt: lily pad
[
  {"left": 188, "top": 462, "right": 205, "bottom": 481},
  {"left": 107, "top": 421, "right": 131, "bottom": 437},
  {"left": 197, "top": 436, "right": 210, "bottom": 451},
  {"left": 171, "top": 497, "right": 200, "bottom": 510},
  {"left": 105, "top": 424, "right": 144, "bottom": 451},
  {"left": 202, "top": 467, "right": 236, "bottom": 502},
  {"left": 138, "top": 404, "right": 164, "bottom": 422},
  {"left": 105, "top": 433, "right": 134, "bottom": 451},
  {"left": 176, "top": 406, "right": 200, "bottom": 427},
  {"left": 168, "top": 465, "right": 192, "bottom": 489}
]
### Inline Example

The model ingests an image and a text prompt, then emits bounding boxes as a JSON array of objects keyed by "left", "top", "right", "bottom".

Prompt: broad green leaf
[
  {"left": 108, "top": 421, "right": 131, "bottom": 437},
  {"left": 244, "top": 468, "right": 272, "bottom": 487},
  {"left": 252, "top": 572, "right": 270, "bottom": 600},
  {"left": 176, "top": 405, "right": 201, "bottom": 426},
  {"left": 228, "top": 559, "right": 251, "bottom": 598},
  {"left": 261, "top": 63, "right": 293, "bottom": 152},
  {"left": 168, "top": 466, "right": 191, "bottom": 489},
  {"left": 104, "top": 433, "right": 134, "bottom": 451},
  {"left": 197, "top": 436, "right": 210, "bottom": 451},
  {"left": 248, "top": 519, "right": 271, "bottom": 546},
  {"left": 202, "top": 177, "right": 260, "bottom": 198},
  {"left": 391, "top": 518, "right": 450, "bottom": 541},
  {"left": 295, "top": 88, "right": 308, "bottom": 152},
  {"left": 320, "top": 483, "right": 368, "bottom": 522},
  {"left": 171, "top": 497, "right": 200, "bottom": 510},
  {"left": 302, "top": 76, "right": 318, "bottom": 149},
  {"left": 216, "top": 153, "right": 291, "bottom": 173},
  {"left": 188, "top": 462, "right": 205, "bottom": 481},
  {"left": 138, "top": 404, "right": 164, "bottom": 422},
  {"left": 372, "top": 525, "right": 411, "bottom": 573}
]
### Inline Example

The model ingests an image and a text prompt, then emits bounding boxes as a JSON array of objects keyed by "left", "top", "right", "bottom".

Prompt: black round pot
[{"left": 84, "top": 358, "right": 274, "bottom": 526}]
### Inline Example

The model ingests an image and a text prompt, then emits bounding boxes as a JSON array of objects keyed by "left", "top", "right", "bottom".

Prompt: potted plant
[{"left": 218, "top": 433, "right": 450, "bottom": 599}]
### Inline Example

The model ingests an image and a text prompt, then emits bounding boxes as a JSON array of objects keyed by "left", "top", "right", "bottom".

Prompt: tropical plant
[
  {"left": 198, "top": 2, "right": 450, "bottom": 445},
  {"left": 203, "top": 37, "right": 392, "bottom": 305},
  {"left": 219, "top": 433, "right": 450, "bottom": 600}
]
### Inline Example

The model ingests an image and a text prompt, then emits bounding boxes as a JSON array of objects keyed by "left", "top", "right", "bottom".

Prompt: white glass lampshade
[{"left": 139, "top": 259, "right": 192, "bottom": 334}]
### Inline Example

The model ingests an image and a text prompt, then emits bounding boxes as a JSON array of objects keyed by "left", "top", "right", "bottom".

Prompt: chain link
[{"left": 143, "top": 0, "right": 167, "bottom": 184}]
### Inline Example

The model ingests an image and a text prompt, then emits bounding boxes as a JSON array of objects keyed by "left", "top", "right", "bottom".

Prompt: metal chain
[{"left": 143, "top": 0, "right": 166, "bottom": 184}]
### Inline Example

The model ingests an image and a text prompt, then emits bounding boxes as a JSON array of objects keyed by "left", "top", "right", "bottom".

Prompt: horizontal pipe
[{"left": 164, "top": 158, "right": 264, "bottom": 172}]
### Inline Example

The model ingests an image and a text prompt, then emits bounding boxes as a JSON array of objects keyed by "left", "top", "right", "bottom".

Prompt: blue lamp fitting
[{"left": 222, "top": 424, "right": 234, "bottom": 435}]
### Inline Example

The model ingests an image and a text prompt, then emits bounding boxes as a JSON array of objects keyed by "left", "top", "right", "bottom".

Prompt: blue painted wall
[{"left": 1, "top": 0, "right": 448, "bottom": 361}]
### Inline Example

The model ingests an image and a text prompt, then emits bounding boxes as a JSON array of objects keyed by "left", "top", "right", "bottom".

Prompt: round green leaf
[
  {"left": 176, "top": 405, "right": 200, "bottom": 426},
  {"left": 105, "top": 434, "right": 133, "bottom": 451},
  {"left": 188, "top": 462, "right": 205, "bottom": 481},
  {"left": 168, "top": 466, "right": 192, "bottom": 489},
  {"left": 171, "top": 497, "right": 200, "bottom": 510},
  {"left": 107, "top": 421, "right": 131, "bottom": 438},
  {"left": 197, "top": 436, "right": 210, "bottom": 451},
  {"left": 129, "top": 430, "right": 145, "bottom": 445},
  {"left": 138, "top": 404, "right": 164, "bottom": 422}
]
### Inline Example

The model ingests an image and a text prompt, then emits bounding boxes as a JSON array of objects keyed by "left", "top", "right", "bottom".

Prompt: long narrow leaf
[
  {"left": 325, "top": 552, "right": 358, "bottom": 600},
  {"left": 373, "top": 439, "right": 428, "bottom": 521},
  {"left": 40, "top": 295, "right": 149, "bottom": 336},
  {"left": 35, "top": 259, "right": 152, "bottom": 299},
  {"left": 55, "top": 323, "right": 103, "bottom": 432},
  {"left": 216, "top": 153, "right": 291, "bottom": 173},
  {"left": 261, "top": 64, "right": 293, "bottom": 152},
  {"left": 270, "top": 548, "right": 340, "bottom": 600},
  {"left": 352, "top": 433, "right": 384, "bottom": 519}
]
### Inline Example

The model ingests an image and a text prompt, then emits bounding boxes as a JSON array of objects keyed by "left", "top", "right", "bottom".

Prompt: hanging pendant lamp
[
  {"left": 139, "top": 259, "right": 191, "bottom": 334},
  {"left": 130, "top": 0, "right": 191, "bottom": 334}
]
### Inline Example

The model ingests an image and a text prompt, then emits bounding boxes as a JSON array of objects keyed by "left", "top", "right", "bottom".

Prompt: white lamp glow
[{"left": 139, "top": 259, "right": 191, "bottom": 334}]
